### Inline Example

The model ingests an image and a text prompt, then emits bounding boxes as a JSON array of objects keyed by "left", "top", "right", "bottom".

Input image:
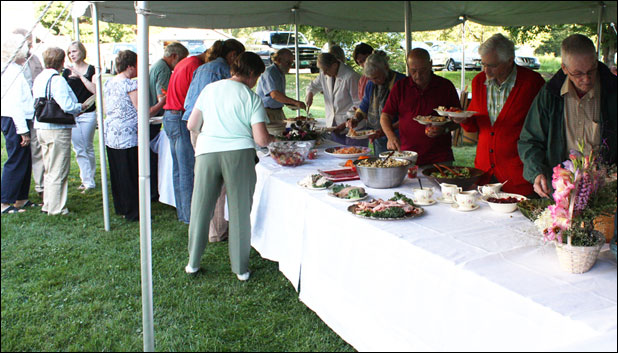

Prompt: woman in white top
[
  {"left": 185, "top": 52, "right": 274, "bottom": 281},
  {"left": 32, "top": 47, "right": 82, "bottom": 216},
  {"left": 305, "top": 52, "right": 361, "bottom": 145},
  {"left": 1, "top": 34, "right": 36, "bottom": 214}
]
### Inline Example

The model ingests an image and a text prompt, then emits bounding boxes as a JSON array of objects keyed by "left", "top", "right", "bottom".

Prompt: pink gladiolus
[{"left": 549, "top": 204, "right": 570, "bottom": 230}]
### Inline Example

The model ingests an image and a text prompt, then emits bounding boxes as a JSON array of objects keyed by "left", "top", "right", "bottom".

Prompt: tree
[{"left": 505, "top": 23, "right": 617, "bottom": 66}]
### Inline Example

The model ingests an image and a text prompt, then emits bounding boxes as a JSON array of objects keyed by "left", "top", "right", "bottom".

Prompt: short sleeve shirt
[
  {"left": 193, "top": 79, "right": 269, "bottom": 156},
  {"left": 103, "top": 77, "right": 138, "bottom": 149},
  {"left": 163, "top": 55, "right": 204, "bottom": 111},
  {"left": 149, "top": 59, "right": 171, "bottom": 116},
  {"left": 63, "top": 65, "right": 95, "bottom": 112},
  {"left": 382, "top": 75, "right": 461, "bottom": 165},
  {"left": 256, "top": 64, "right": 285, "bottom": 109}
]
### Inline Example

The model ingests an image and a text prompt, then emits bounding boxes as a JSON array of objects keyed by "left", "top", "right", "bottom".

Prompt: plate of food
[
  {"left": 283, "top": 116, "right": 316, "bottom": 124},
  {"left": 297, "top": 174, "right": 333, "bottom": 190},
  {"left": 324, "top": 146, "right": 370, "bottom": 159},
  {"left": 347, "top": 192, "right": 424, "bottom": 220},
  {"left": 413, "top": 115, "right": 450, "bottom": 126},
  {"left": 318, "top": 167, "right": 360, "bottom": 182},
  {"left": 328, "top": 184, "right": 368, "bottom": 201},
  {"left": 346, "top": 128, "right": 378, "bottom": 139}
]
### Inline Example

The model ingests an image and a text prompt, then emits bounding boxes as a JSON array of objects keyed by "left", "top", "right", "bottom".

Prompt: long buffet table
[{"left": 250, "top": 142, "right": 617, "bottom": 352}]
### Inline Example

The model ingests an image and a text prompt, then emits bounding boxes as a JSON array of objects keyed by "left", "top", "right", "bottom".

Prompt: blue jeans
[{"left": 163, "top": 111, "right": 195, "bottom": 224}]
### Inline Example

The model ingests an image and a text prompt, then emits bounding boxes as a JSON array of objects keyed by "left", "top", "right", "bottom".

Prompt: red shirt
[
  {"left": 382, "top": 75, "right": 461, "bottom": 166},
  {"left": 163, "top": 55, "right": 204, "bottom": 111},
  {"left": 461, "top": 66, "right": 545, "bottom": 196}
]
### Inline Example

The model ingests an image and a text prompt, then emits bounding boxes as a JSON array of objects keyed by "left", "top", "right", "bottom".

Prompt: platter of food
[
  {"left": 327, "top": 184, "right": 368, "bottom": 202},
  {"left": 347, "top": 192, "right": 424, "bottom": 220},
  {"left": 324, "top": 146, "right": 370, "bottom": 159},
  {"left": 297, "top": 174, "right": 334, "bottom": 190},
  {"left": 283, "top": 116, "right": 316, "bottom": 124},
  {"left": 413, "top": 115, "right": 450, "bottom": 126},
  {"left": 346, "top": 128, "right": 378, "bottom": 139},
  {"left": 318, "top": 167, "right": 360, "bottom": 182}
]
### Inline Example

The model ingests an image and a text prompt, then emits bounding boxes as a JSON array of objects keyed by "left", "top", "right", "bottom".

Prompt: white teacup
[
  {"left": 440, "top": 183, "right": 462, "bottom": 202},
  {"left": 455, "top": 190, "right": 478, "bottom": 209},
  {"left": 477, "top": 183, "right": 502, "bottom": 196},
  {"left": 413, "top": 187, "right": 434, "bottom": 203}
]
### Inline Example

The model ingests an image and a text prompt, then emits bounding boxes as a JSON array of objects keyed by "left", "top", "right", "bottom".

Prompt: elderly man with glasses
[
  {"left": 456, "top": 34, "right": 545, "bottom": 196},
  {"left": 519, "top": 34, "right": 617, "bottom": 198}
]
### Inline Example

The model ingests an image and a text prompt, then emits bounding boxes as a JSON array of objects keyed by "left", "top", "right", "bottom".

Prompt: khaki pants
[
  {"left": 38, "top": 129, "right": 72, "bottom": 215},
  {"left": 188, "top": 149, "right": 256, "bottom": 274},
  {"left": 265, "top": 108, "right": 286, "bottom": 123},
  {"left": 30, "top": 127, "right": 45, "bottom": 194}
]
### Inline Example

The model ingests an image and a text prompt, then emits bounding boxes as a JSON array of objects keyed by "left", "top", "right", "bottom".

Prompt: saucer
[
  {"left": 451, "top": 203, "right": 480, "bottom": 212},
  {"left": 412, "top": 198, "right": 436, "bottom": 206},
  {"left": 436, "top": 196, "right": 454, "bottom": 204}
]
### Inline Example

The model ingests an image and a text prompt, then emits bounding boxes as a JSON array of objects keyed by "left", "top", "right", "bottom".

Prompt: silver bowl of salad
[{"left": 354, "top": 157, "right": 411, "bottom": 189}]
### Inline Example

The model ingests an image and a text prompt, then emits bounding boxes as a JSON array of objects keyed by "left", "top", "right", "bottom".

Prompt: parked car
[
  {"left": 104, "top": 43, "right": 137, "bottom": 74},
  {"left": 430, "top": 42, "right": 481, "bottom": 71},
  {"left": 245, "top": 31, "right": 321, "bottom": 73},
  {"left": 514, "top": 46, "right": 541, "bottom": 70}
]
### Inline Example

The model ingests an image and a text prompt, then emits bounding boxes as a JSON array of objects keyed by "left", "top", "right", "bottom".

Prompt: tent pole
[
  {"left": 73, "top": 16, "right": 80, "bottom": 42},
  {"left": 460, "top": 17, "right": 466, "bottom": 95},
  {"left": 293, "top": 7, "right": 300, "bottom": 117},
  {"left": 90, "top": 2, "right": 111, "bottom": 232},
  {"left": 596, "top": 2, "right": 605, "bottom": 61},
  {"left": 404, "top": 1, "right": 411, "bottom": 75},
  {"left": 136, "top": 1, "right": 155, "bottom": 352}
]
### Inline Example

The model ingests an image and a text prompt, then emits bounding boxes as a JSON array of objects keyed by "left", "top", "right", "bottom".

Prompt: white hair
[
  {"left": 478, "top": 33, "right": 515, "bottom": 62},
  {"left": 363, "top": 50, "right": 390, "bottom": 77},
  {"left": 2, "top": 33, "right": 29, "bottom": 64}
]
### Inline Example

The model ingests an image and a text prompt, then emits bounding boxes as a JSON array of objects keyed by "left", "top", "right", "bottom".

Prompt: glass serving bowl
[{"left": 267, "top": 141, "right": 312, "bottom": 167}]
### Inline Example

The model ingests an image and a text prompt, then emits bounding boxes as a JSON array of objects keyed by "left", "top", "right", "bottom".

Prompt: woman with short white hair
[{"left": 1, "top": 34, "right": 37, "bottom": 214}]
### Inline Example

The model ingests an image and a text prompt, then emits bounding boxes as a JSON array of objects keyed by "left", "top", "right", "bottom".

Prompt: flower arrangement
[
  {"left": 278, "top": 121, "right": 321, "bottom": 142},
  {"left": 539, "top": 143, "right": 617, "bottom": 247}
]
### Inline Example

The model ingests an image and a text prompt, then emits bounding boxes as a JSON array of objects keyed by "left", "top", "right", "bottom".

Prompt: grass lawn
[{"left": 2, "top": 71, "right": 478, "bottom": 351}]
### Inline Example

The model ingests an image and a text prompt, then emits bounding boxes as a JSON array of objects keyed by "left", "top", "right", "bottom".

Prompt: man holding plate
[
  {"left": 457, "top": 34, "right": 544, "bottom": 196},
  {"left": 381, "top": 48, "right": 460, "bottom": 167}
]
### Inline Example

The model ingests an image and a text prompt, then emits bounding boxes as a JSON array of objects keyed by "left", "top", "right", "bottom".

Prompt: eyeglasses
[
  {"left": 480, "top": 62, "right": 499, "bottom": 69},
  {"left": 564, "top": 65, "right": 597, "bottom": 79}
]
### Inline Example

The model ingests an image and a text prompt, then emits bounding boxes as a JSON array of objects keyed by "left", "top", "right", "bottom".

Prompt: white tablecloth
[
  {"left": 151, "top": 129, "right": 176, "bottom": 208},
  {"left": 250, "top": 143, "right": 617, "bottom": 352}
]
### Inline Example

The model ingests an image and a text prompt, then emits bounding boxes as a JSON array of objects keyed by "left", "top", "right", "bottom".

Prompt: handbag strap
[{"left": 45, "top": 73, "right": 59, "bottom": 100}]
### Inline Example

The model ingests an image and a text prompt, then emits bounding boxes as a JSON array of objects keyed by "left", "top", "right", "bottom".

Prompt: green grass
[
  {"left": 2, "top": 72, "right": 477, "bottom": 351},
  {"left": 1, "top": 131, "right": 354, "bottom": 351}
]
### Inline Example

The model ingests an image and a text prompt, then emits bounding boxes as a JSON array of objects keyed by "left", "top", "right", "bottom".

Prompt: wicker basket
[{"left": 554, "top": 231, "right": 605, "bottom": 274}]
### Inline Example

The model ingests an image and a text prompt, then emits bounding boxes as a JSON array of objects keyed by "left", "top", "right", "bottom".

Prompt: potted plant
[{"left": 535, "top": 143, "right": 617, "bottom": 274}]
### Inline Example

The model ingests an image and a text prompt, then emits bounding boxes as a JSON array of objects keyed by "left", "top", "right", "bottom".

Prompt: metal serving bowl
[{"left": 353, "top": 157, "right": 411, "bottom": 189}]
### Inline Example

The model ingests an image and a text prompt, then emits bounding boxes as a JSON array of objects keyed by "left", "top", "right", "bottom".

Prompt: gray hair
[
  {"left": 328, "top": 45, "right": 346, "bottom": 62},
  {"left": 363, "top": 50, "right": 390, "bottom": 77},
  {"left": 317, "top": 52, "right": 339, "bottom": 69},
  {"left": 478, "top": 33, "right": 515, "bottom": 62},
  {"left": 2, "top": 33, "right": 28, "bottom": 64},
  {"left": 164, "top": 42, "right": 189, "bottom": 59},
  {"left": 561, "top": 34, "right": 596, "bottom": 65}
]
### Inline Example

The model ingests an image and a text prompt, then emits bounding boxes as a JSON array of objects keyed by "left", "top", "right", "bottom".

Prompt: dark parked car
[{"left": 245, "top": 31, "right": 321, "bottom": 73}]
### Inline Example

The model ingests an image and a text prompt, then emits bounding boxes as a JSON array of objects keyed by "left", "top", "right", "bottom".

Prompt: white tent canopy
[{"left": 89, "top": 1, "right": 617, "bottom": 31}]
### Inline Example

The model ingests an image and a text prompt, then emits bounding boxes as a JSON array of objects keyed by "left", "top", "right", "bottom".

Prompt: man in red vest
[{"left": 457, "top": 34, "right": 545, "bottom": 196}]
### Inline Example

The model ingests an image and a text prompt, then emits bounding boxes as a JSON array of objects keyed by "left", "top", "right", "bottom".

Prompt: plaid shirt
[{"left": 485, "top": 66, "right": 517, "bottom": 125}]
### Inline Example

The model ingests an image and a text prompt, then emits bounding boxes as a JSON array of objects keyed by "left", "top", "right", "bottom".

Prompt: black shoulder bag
[{"left": 34, "top": 74, "right": 76, "bottom": 125}]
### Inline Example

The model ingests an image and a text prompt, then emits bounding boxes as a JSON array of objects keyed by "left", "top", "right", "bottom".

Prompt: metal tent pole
[
  {"left": 404, "top": 1, "right": 411, "bottom": 75},
  {"left": 90, "top": 2, "right": 111, "bottom": 232},
  {"left": 596, "top": 2, "right": 605, "bottom": 60},
  {"left": 135, "top": 1, "right": 155, "bottom": 351},
  {"left": 73, "top": 16, "right": 80, "bottom": 42},
  {"left": 292, "top": 7, "right": 300, "bottom": 117},
  {"left": 460, "top": 16, "right": 466, "bottom": 95}
]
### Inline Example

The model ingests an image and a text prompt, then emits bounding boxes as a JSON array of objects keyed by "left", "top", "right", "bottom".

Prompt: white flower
[{"left": 534, "top": 208, "right": 553, "bottom": 234}]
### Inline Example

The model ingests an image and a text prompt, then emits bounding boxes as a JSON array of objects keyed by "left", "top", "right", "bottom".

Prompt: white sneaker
[
  {"left": 236, "top": 272, "right": 250, "bottom": 281},
  {"left": 185, "top": 264, "right": 199, "bottom": 274}
]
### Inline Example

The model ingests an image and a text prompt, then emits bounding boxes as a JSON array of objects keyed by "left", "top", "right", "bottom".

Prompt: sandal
[
  {"left": 2, "top": 205, "right": 26, "bottom": 214},
  {"left": 17, "top": 200, "right": 42, "bottom": 209}
]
